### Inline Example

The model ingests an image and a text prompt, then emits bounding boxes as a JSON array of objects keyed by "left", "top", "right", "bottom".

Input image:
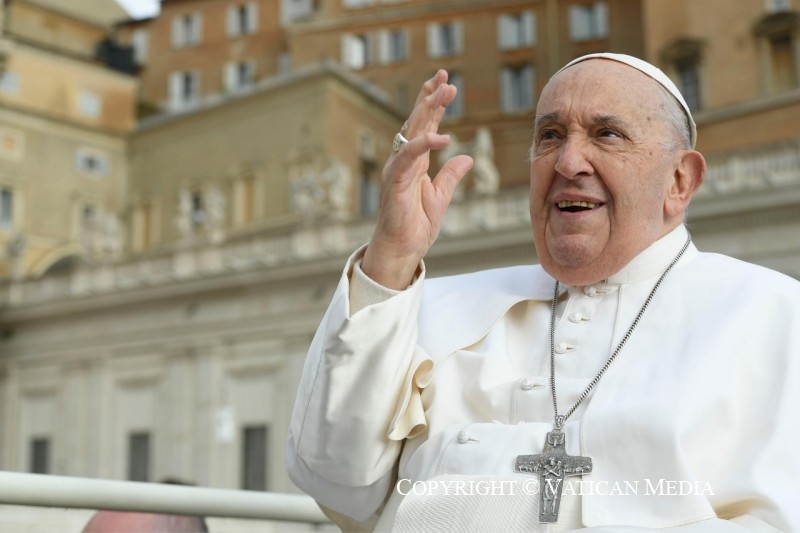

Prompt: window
[
  {"left": 0, "top": 188, "right": 13, "bottom": 229},
  {"left": 29, "top": 438, "right": 49, "bottom": 474},
  {"left": 241, "top": 426, "right": 267, "bottom": 491},
  {"left": 78, "top": 90, "right": 101, "bottom": 118},
  {"left": 132, "top": 29, "right": 149, "bottom": 65},
  {"left": 676, "top": 59, "right": 701, "bottom": 112},
  {"left": 227, "top": 3, "right": 259, "bottom": 37},
  {"left": 359, "top": 161, "right": 379, "bottom": 217},
  {"left": 766, "top": 0, "right": 792, "bottom": 12},
  {"left": 569, "top": 2, "right": 609, "bottom": 41},
  {"left": 378, "top": 29, "right": 408, "bottom": 64},
  {"left": 341, "top": 33, "right": 373, "bottom": 69},
  {"left": 427, "top": 21, "right": 464, "bottom": 58},
  {"left": 224, "top": 60, "right": 256, "bottom": 92},
  {"left": 172, "top": 13, "right": 202, "bottom": 48},
  {"left": 497, "top": 11, "right": 536, "bottom": 50},
  {"left": 0, "top": 72, "right": 20, "bottom": 95},
  {"left": 500, "top": 65, "right": 535, "bottom": 112},
  {"left": 75, "top": 147, "right": 109, "bottom": 177},
  {"left": 343, "top": 0, "right": 374, "bottom": 7},
  {"left": 128, "top": 432, "right": 150, "bottom": 482},
  {"left": 769, "top": 34, "right": 797, "bottom": 93},
  {"left": 754, "top": 13, "right": 800, "bottom": 95},
  {"left": 168, "top": 71, "right": 201, "bottom": 109},
  {"left": 444, "top": 72, "right": 463, "bottom": 118}
]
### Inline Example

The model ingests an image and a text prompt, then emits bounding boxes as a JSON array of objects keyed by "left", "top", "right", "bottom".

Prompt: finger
[
  {"left": 414, "top": 70, "right": 448, "bottom": 108},
  {"left": 386, "top": 132, "right": 451, "bottom": 177},
  {"left": 433, "top": 155, "right": 473, "bottom": 204},
  {"left": 404, "top": 82, "right": 457, "bottom": 139}
]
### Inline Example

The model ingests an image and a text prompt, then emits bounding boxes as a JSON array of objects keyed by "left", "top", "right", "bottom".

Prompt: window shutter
[
  {"left": 191, "top": 71, "right": 201, "bottom": 103},
  {"left": 500, "top": 68, "right": 513, "bottom": 112},
  {"left": 523, "top": 65, "right": 535, "bottom": 108},
  {"left": 342, "top": 34, "right": 361, "bottom": 68},
  {"left": 224, "top": 62, "right": 237, "bottom": 91},
  {"left": 523, "top": 11, "right": 536, "bottom": 46},
  {"left": 568, "top": 6, "right": 585, "bottom": 40},
  {"left": 247, "top": 2, "right": 259, "bottom": 33},
  {"left": 378, "top": 30, "right": 391, "bottom": 64},
  {"left": 498, "top": 15, "right": 512, "bottom": 50},
  {"left": 132, "top": 29, "right": 149, "bottom": 64},
  {"left": 227, "top": 6, "right": 238, "bottom": 37},
  {"left": 594, "top": 2, "right": 609, "bottom": 38},
  {"left": 427, "top": 23, "right": 441, "bottom": 58},
  {"left": 171, "top": 17, "right": 184, "bottom": 48},
  {"left": 169, "top": 72, "right": 183, "bottom": 109},
  {"left": 192, "top": 13, "right": 203, "bottom": 44},
  {"left": 453, "top": 21, "right": 464, "bottom": 55}
]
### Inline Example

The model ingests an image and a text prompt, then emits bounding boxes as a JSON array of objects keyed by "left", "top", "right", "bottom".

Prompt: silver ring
[{"left": 393, "top": 132, "right": 409, "bottom": 152}]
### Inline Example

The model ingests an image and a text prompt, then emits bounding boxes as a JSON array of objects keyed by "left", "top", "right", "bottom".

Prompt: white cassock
[{"left": 286, "top": 225, "right": 800, "bottom": 532}]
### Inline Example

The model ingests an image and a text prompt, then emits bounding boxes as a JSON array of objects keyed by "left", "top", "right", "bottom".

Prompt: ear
[{"left": 665, "top": 150, "right": 705, "bottom": 219}]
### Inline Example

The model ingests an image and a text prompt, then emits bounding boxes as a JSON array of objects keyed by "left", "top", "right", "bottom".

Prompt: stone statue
[
  {"left": 175, "top": 189, "right": 193, "bottom": 239},
  {"left": 322, "top": 160, "right": 352, "bottom": 216},
  {"left": 471, "top": 127, "right": 500, "bottom": 195},
  {"left": 205, "top": 185, "right": 226, "bottom": 241}
]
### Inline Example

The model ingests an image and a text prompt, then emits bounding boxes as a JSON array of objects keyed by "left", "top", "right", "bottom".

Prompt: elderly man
[{"left": 287, "top": 53, "right": 800, "bottom": 531}]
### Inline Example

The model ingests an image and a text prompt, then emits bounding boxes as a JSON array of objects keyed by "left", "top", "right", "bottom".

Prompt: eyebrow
[{"left": 533, "top": 113, "right": 632, "bottom": 133}]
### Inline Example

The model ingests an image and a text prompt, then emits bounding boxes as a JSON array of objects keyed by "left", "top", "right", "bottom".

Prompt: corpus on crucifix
[{"left": 515, "top": 430, "right": 592, "bottom": 523}]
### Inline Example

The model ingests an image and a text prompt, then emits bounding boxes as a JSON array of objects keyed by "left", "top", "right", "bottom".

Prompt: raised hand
[{"left": 361, "top": 70, "right": 474, "bottom": 290}]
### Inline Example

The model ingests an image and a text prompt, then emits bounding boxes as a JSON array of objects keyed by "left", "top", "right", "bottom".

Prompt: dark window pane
[
  {"left": 242, "top": 425, "right": 267, "bottom": 491},
  {"left": 128, "top": 432, "right": 150, "bottom": 482},
  {"left": 30, "top": 438, "right": 49, "bottom": 474}
]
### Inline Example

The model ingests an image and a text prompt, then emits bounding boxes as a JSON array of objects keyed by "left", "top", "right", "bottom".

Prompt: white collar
[{"left": 602, "top": 224, "right": 693, "bottom": 286}]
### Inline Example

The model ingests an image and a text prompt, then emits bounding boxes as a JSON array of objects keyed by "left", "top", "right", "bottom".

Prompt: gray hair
[{"left": 654, "top": 81, "right": 692, "bottom": 152}]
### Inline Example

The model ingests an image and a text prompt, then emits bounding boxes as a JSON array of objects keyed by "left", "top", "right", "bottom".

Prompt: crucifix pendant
[{"left": 514, "top": 429, "right": 592, "bottom": 523}]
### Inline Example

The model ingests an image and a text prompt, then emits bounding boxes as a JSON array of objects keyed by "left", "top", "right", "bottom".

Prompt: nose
[{"left": 553, "top": 135, "right": 594, "bottom": 180}]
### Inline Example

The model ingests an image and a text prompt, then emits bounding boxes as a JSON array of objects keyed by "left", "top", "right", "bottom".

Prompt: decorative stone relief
[
  {"left": 437, "top": 127, "right": 500, "bottom": 198},
  {"left": 288, "top": 155, "right": 353, "bottom": 221}
]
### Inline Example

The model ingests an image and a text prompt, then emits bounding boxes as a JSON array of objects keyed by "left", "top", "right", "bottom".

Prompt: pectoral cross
[{"left": 514, "top": 430, "right": 592, "bottom": 523}]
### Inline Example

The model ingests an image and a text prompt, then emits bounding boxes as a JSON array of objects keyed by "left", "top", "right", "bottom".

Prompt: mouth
[{"left": 556, "top": 200, "right": 604, "bottom": 213}]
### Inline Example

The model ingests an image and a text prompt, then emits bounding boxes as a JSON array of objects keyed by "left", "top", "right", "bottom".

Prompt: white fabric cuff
[{"left": 349, "top": 259, "right": 405, "bottom": 315}]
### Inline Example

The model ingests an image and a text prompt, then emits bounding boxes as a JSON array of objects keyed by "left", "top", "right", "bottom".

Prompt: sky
[{"left": 115, "top": 0, "right": 160, "bottom": 19}]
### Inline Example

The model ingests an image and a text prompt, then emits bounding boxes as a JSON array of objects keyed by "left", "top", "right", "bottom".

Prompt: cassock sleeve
[{"left": 286, "top": 245, "right": 434, "bottom": 523}]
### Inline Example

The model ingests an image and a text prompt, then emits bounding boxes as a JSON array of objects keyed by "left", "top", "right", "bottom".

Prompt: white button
[
  {"left": 555, "top": 341, "right": 569, "bottom": 354},
  {"left": 583, "top": 286, "right": 597, "bottom": 297},
  {"left": 569, "top": 313, "right": 583, "bottom": 323},
  {"left": 457, "top": 430, "right": 470, "bottom": 444},
  {"left": 520, "top": 378, "right": 535, "bottom": 390}
]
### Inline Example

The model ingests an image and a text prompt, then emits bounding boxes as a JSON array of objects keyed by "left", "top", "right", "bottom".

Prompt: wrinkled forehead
[
  {"left": 537, "top": 60, "right": 659, "bottom": 119},
  {"left": 543, "top": 54, "right": 696, "bottom": 147}
]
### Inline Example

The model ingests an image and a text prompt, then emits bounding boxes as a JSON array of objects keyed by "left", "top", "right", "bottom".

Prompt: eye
[
  {"left": 537, "top": 129, "right": 560, "bottom": 142},
  {"left": 598, "top": 128, "right": 621, "bottom": 138}
]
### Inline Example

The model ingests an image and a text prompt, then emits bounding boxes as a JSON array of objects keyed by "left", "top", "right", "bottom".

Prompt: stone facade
[{"left": 1, "top": 0, "right": 800, "bottom": 530}]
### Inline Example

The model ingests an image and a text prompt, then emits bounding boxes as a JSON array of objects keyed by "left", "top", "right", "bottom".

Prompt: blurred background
[{"left": 0, "top": 0, "right": 799, "bottom": 530}]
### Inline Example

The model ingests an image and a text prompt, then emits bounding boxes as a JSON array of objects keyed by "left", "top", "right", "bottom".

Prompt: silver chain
[{"left": 549, "top": 234, "right": 692, "bottom": 430}]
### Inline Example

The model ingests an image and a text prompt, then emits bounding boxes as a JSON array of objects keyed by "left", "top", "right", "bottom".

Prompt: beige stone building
[
  {"left": 0, "top": 0, "right": 799, "bottom": 530},
  {"left": 0, "top": 0, "right": 137, "bottom": 280}
]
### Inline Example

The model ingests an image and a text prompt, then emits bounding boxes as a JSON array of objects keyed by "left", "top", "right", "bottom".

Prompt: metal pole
[{"left": 0, "top": 472, "right": 329, "bottom": 523}]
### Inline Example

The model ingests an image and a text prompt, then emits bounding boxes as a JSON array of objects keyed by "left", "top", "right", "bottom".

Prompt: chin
[{"left": 540, "top": 236, "right": 610, "bottom": 285}]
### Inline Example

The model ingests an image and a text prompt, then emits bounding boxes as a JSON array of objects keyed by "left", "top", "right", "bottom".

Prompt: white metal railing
[{"left": 0, "top": 472, "right": 329, "bottom": 524}]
